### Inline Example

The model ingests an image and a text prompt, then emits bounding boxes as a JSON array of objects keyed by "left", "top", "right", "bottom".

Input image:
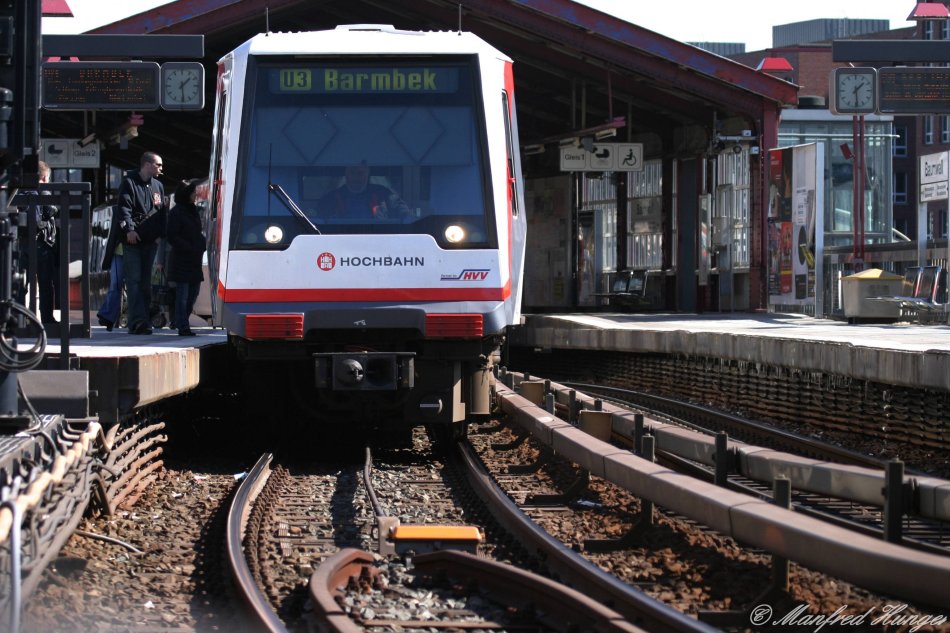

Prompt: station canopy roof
[{"left": 41, "top": 0, "right": 798, "bottom": 182}]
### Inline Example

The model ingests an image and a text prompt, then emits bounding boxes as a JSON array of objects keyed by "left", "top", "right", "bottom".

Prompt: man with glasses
[{"left": 114, "top": 151, "right": 167, "bottom": 334}]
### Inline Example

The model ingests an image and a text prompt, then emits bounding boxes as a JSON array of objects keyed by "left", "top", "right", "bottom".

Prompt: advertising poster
[{"left": 767, "top": 144, "right": 824, "bottom": 308}]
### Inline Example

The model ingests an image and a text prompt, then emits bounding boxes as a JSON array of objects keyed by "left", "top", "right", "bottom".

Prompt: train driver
[{"left": 318, "top": 162, "right": 410, "bottom": 220}]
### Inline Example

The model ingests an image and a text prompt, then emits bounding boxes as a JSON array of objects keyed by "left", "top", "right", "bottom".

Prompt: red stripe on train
[{"left": 219, "top": 282, "right": 510, "bottom": 303}]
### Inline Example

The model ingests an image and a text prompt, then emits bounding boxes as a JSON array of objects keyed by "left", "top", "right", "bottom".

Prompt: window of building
[
  {"left": 925, "top": 116, "right": 934, "bottom": 144},
  {"left": 716, "top": 148, "right": 750, "bottom": 269},
  {"left": 893, "top": 172, "right": 908, "bottom": 205},
  {"left": 942, "top": 19, "right": 950, "bottom": 40},
  {"left": 894, "top": 124, "right": 908, "bottom": 157},
  {"left": 942, "top": 116, "right": 950, "bottom": 143},
  {"left": 626, "top": 159, "right": 665, "bottom": 270},
  {"left": 925, "top": 21, "right": 935, "bottom": 40},
  {"left": 580, "top": 174, "right": 617, "bottom": 273}
]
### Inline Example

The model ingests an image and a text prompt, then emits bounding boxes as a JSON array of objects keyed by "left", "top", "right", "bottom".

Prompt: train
[{"left": 205, "top": 25, "right": 527, "bottom": 430}]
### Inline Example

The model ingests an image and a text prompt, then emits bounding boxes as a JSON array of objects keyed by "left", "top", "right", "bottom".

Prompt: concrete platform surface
[
  {"left": 19, "top": 324, "right": 227, "bottom": 425},
  {"left": 512, "top": 313, "right": 950, "bottom": 392}
]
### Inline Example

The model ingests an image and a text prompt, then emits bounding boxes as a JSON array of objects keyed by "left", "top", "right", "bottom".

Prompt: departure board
[
  {"left": 878, "top": 67, "right": 950, "bottom": 114},
  {"left": 42, "top": 61, "right": 160, "bottom": 110}
]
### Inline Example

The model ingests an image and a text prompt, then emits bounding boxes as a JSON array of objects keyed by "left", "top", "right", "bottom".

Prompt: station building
[{"left": 40, "top": 0, "right": 798, "bottom": 314}]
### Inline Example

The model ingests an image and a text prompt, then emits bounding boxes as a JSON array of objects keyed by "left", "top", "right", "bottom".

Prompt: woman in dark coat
[{"left": 167, "top": 179, "right": 206, "bottom": 336}]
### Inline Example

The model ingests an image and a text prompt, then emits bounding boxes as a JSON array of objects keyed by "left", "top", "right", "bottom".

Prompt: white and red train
[{"left": 205, "top": 25, "right": 527, "bottom": 428}]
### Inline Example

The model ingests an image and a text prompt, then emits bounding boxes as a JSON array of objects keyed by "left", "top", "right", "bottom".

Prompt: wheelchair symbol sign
[{"left": 617, "top": 143, "right": 643, "bottom": 171}]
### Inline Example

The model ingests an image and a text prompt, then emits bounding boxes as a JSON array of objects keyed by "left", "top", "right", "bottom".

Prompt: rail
[
  {"left": 552, "top": 379, "right": 950, "bottom": 525},
  {"left": 309, "top": 547, "right": 648, "bottom": 633},
  {"left": 494, "top": 379, "right": 950, "bottom": 608},
  {"left": 225, "top": 453, "right": 288, "bottom": 633},
  {"left": 455, "top": 439, "right": 718, "bottom": 633}
]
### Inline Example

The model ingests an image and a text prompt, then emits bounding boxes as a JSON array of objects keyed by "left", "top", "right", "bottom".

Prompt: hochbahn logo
[
  {"left": 317, "top": 252, "right": 336, "bottom": 271},
  {"left": 317, "top": 252, "right": 426, "bottom": 271}
]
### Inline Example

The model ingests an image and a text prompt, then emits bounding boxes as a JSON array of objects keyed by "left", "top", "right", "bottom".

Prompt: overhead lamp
[
  {"left": 523, "top": 144, "right": 545, "bottom": 156},
  {"left": 541, "top": 116, "right": 627, "bottom": 149},
  {"left": 907, "top": 2, "right": 950, "bottom": 20},
  {"left": 78, "top": 132, "right": 97, "bottom": 147}
]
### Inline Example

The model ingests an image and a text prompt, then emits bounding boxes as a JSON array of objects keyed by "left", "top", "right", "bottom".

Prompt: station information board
[
  {"left": 878, "top": 67, "right": 950, "bottom": 114},
  {"left": 42, "top": 61, "right": 160, "bottom": 110}
]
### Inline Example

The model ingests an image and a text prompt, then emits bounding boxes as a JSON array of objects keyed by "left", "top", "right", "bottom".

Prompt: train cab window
[{"left": 233, "top": 57, "right": 496, "bottom": 250}]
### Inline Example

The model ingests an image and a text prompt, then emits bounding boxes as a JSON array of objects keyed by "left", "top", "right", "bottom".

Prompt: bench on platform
[
  {"left": 872, "top": 265, "right": 947, "bottom": 322},
  {"left": 594, "top": 270, "right": 659, "bottom": 311}
]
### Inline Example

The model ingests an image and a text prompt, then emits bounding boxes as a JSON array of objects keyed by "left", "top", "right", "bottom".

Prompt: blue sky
[{"left": 43, "top": 0, "right": 917, "bottom": 52}]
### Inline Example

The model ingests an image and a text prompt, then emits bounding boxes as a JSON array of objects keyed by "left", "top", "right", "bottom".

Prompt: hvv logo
[{"left": 441, "top": 269, "right": 490, "bottom": 281}]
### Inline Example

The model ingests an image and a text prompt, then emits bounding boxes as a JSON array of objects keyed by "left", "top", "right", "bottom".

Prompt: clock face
[
  {"left": 161, "top": 63, "right": 204, "bottom": 110},
  {"left": 833, "top": 68, "right": 876, "bottom": 114}
]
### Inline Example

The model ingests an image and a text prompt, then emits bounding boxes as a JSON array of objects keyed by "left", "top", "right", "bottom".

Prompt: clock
[
  {"left": 832, "top": 67, "right": 876, "bottom": 115},
  {"left": 161, "top": 62, "right": 205, "bottom": 110}
]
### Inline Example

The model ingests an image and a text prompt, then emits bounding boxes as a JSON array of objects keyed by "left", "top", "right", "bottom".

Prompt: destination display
[
  {"left": 42, "top": 61, "right": 160, "bottom": 110},
  {"left": 878, "top": 67, "right": 950, "bottom": 114},
  {"left": 271, "top": 67, "right": 460, "bottom": 94}
]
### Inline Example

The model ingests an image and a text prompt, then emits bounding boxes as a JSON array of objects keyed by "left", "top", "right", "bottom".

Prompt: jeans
[
  {"left": 96, "top": 254, "right": 124, "bottom": 325},
  {"left": 124, "top": 241, "right": 157, "bottom": 332},
  {"left": 174, "top": 281, "right": 200, "bottom": 332}
]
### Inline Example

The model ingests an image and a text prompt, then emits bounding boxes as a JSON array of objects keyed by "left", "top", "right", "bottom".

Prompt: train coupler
[{"left": 314, "top": 352, "right": 414, "bottom": 390}]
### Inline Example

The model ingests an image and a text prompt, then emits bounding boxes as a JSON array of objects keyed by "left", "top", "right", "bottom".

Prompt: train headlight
[
  {"left": 264, "top": 225, "right": 284, "bottom": 244},
  {"left": 444, "top": 224, "right": 466, "bottom": 244}
]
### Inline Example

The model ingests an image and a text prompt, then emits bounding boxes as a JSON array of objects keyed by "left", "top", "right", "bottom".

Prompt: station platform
[
  {"left": 16, "top": 311, "right": 950, "bottom": 426},
  {"left": 509, "top": 312, "right": 950, "bottom": 393},
  {"left": 19, "top": 323, "right": 226, "bottom": 425}
]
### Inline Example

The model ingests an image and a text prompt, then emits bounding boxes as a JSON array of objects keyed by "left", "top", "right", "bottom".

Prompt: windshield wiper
[{"left": 267, "top": 182, "right": 321, "bottom": 234}]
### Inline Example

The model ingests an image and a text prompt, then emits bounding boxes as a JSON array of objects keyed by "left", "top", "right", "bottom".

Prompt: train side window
[
  {"left": 502, "top": 91, "right": 519, "bottom": 217},
  {"left": 210, "top": 71, "right": 231, "bottom": 223}
]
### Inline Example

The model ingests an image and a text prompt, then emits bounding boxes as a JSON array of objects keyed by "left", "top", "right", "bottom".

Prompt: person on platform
[
  {"left": 96, "top": 214, "right": 124, "bottom": 332},
  {"left": 166, "top": 178, "right": 206, "bottom": 337},
  {"left": 32, "top": 160, "right": 60, "bottom": 324},
  {"left": 113, "top": 151, "right": 166, "bottom": 335}
]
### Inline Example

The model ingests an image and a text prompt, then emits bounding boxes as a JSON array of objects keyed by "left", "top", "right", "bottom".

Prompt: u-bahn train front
[{"left": 205, "top": 26, "right": 527, "bottom": 429}]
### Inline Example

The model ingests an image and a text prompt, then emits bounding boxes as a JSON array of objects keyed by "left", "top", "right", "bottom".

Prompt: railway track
[
  {"left": 487, "top": 374, "right": 950, "bottom": 610},
  {"left": 563, "top": 380, "right": 950, "bottom": 554},
  {"left": 563, "top": 382, "right": 889, "bottom": 469},
  {"left": 309, "top": 547, "right": 645, "bottom": 633},
  {"left": 225, "top": 428, "right": 714, "bottom": 632},
  {"left": 18, "top": 379, "right": 950, "bottom": 631}
]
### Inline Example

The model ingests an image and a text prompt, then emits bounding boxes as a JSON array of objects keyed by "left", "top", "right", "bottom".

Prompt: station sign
[
  {"left": 40, "top": 138, "right": 100, "bottom": 169},
  {"left": 559, "top": 142, "right": 643, "bottom": 172},
  {"left": 41, "top": 60, "right": 206, "bottom": 111},
  {"left": 827, "top": 66, "right": 950, "bottom": 115},
  {"left": 42, "top": 61, "right": 161, "bottom": 110},
  {"left": 879, "top": 67, "right": 950, "bottom": 114},
  {"left": 919, "top": 150, "right": 949, "bottom": 202}
]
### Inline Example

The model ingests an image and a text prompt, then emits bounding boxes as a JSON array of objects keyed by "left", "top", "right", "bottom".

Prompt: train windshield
[{"left": 234, "top": 56, "right": 495, "bottom": 249}]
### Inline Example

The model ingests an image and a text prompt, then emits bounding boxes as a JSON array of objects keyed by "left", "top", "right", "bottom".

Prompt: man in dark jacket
[
  {"left": 14, "top": 160, "right": 59, "bottom": 324},
  {"left": 116, "top": 151, "right": 166, "bottom": 334},
  {"left": 33, "top": 161, "right": 59, "bottom": 324},
  {"left": 166, "top": 179, "right": 206, "bottom": 336}
]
